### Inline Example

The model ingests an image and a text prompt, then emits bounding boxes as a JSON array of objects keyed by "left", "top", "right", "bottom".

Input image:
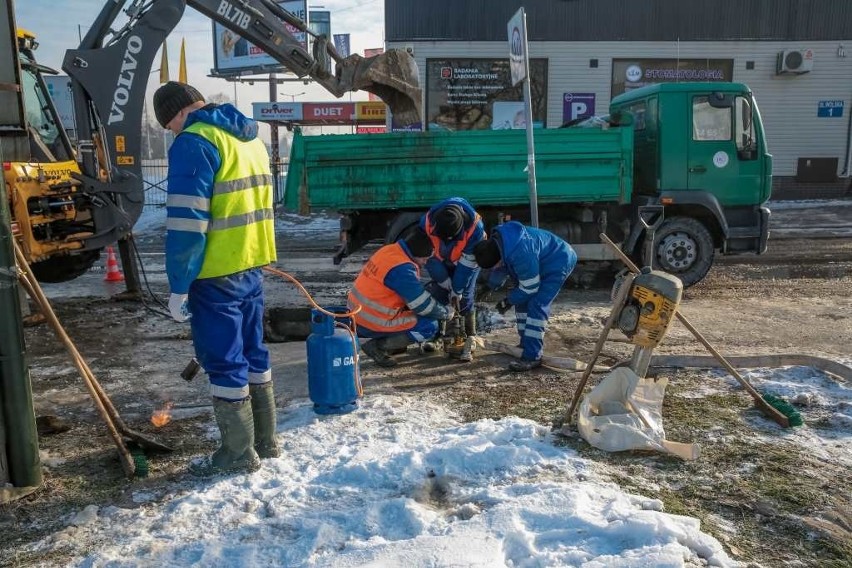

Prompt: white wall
[{"left": 392, "top": 40, "right": 852, "bottom": 178}]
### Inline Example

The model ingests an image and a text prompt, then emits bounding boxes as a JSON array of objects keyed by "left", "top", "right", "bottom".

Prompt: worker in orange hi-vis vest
[{"left": 347, "top": 228, "right": 451, "bottom": 368}]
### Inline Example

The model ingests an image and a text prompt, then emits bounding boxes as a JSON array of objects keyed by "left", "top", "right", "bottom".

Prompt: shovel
[{"left": 14, "top": 244, "right": 173, "bottom": 456}]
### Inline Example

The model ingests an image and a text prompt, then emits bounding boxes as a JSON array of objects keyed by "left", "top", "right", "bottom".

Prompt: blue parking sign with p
[{"left": 563, "top": 93, "right": 596, "bottom": 123}]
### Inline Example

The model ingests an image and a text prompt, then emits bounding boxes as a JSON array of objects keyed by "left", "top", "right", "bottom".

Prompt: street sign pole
[{"left": 508, "top": 8, "right": 538, "bottom": 227}]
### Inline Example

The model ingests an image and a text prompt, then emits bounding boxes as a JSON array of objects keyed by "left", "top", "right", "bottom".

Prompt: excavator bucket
[{"left": 338, "top": 50, "right": 422, "bottom": 126}]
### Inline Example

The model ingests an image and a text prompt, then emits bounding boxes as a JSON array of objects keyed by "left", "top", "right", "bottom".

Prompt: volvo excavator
[{"left": 7, "top": 0, "right": 421, "bottom": 286}]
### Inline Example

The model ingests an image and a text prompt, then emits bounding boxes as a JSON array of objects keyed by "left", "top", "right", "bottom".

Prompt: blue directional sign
[{"left": 818, "top": 100, "right": 844, "bottom": 117}]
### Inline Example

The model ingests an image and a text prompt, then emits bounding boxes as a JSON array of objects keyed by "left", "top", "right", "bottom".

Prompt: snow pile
[{"left": 33, "top": 396, "right": 736, "bottom": 567}]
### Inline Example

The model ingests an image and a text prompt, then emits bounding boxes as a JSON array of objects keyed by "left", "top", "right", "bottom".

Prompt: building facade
[{"left": 385, "top": 0, "right": 852, "bottom": 198}]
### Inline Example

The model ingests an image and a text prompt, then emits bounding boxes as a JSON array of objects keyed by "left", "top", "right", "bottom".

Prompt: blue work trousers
[
  {"left": 514, "top": 248, "right": 577, "bottom": 361},
  {"left": 356, "top": 316, "right": 439, "bottom": 343},
  {"left": 189, "top": 268, "right": 271, "bottom": 401}
]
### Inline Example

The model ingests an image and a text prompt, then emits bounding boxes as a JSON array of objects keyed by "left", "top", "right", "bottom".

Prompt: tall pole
[
  {"left": 521, "top": 11, "right": 539, "bottom": 228},
  {"left": 269, "top": 73, "right": 281, "bottom": 205},
  {"left": 0, "top": 149, "right": 43, "bottom": 493}
]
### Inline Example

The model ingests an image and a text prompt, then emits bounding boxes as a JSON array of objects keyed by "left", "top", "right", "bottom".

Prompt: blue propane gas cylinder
[{"left": 306, "top": 307, "right": 360, "bottom": 415}]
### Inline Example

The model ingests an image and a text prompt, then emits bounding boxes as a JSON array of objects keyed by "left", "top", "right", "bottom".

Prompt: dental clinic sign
[{"left": 612, "top": 58, "right": 733, "bottom": 97}]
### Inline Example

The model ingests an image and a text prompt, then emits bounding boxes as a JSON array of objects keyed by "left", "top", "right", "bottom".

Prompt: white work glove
[
  {"left": 168, "top": 293, "right": 191, "bottom": 322},
  {"left": 448, "top": 290, "right": 461, "bottom": 309}
]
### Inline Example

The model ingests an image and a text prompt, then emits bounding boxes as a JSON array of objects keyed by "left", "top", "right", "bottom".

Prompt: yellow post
[
  {"left": 159, "top": 40, "right": 170, "bottom": 84},
  {"left": 179, "top": 38, "right": 187, "bottom": 83}
]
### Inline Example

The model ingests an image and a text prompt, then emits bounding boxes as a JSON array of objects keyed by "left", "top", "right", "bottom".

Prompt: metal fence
[
  {"left": 142, "top": 160, "right": 288, "bottom": 208},
  {"left": 142, "top": 159, "right": 169, "bottom": 207}
]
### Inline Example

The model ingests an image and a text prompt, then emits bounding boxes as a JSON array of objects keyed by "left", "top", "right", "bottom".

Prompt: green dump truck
[{"left": 284, "top": 82, "right": 771, "bottom": 287}]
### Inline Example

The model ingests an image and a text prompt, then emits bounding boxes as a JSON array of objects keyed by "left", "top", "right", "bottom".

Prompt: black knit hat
[
  {"left": 403, "top": 227, "right": 434, "bottom": 258},
  {"left": 153, "top": 81, "right": 205, "bottom": 127},
  {"left": 473, "top": 238, "right": 501, "bottom": 269},
  {"left": 432, "top": 204, "right": 464, "bottom": 240}
]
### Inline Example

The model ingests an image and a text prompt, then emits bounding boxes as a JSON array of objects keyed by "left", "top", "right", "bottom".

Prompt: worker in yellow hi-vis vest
[{"left": 153, "top": 82, "right": 277, "bottom": 476}]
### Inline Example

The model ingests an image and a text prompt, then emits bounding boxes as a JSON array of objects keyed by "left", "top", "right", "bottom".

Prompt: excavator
[{"left": 8, "top": 0, "right": 421, "bottom": 287}]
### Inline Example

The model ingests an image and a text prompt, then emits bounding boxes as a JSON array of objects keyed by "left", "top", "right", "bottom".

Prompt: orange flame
[{"left": 151, "top": 401, "right": 173, "bottom": 428}]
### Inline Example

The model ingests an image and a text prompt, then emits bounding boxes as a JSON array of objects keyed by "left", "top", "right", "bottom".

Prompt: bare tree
[{"left": 208, "top": 92, "right": 233, "bottom": 105}]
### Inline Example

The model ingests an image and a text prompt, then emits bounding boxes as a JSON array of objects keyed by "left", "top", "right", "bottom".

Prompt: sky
[
  {"left": 14, "top": 0, "right": 386, "bottom": 139},
  {"left": 24, "top": 210, "right": 852, "bottom": 567}
]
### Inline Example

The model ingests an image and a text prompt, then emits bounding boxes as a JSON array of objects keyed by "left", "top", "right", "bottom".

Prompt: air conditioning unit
[{"left": 776, "top": 49, "right": 814, "bottom": 74}]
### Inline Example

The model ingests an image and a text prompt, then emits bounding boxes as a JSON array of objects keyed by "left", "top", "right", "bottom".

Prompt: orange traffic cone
[{"left": 104, "top": 246, "right": 124, "bottom": 282}]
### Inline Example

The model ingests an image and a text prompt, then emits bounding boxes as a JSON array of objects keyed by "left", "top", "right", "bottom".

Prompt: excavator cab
[
  {"left": 17, "top": 30, "right": 75, "bottom": 164},
  {"left": 6, "top": 29, "right": 100, "bottom": 283}
]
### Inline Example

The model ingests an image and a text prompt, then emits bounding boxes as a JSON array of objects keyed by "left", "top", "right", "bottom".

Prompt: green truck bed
[{"left": 283, "top": 126, "right": 634, "bottom": 214}]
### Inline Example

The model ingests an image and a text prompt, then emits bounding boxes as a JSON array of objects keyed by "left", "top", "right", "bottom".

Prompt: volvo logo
[{"left": 107, "top": 35, "right": 142, "bottom": 125}]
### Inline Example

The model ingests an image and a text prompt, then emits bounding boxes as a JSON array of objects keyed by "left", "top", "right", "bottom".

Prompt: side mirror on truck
[{"left": 736, "top": 97, "right": 758, "bottom": 160}]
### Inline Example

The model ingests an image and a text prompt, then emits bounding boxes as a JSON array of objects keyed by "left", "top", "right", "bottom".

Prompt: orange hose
[{"left": 262, "top": 265, "right": 363, "bottom": 397}]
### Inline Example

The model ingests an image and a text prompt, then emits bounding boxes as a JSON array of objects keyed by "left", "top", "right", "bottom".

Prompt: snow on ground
[
  {"left": 30, "top": 396, "right": 736, "bottom": 568},
  {"left": 132, "top": 206, "right": 340, "bottom": 241},
  {"left": 767, "top": 199, "right": 852, "bottom": 210},
  {"left": 682, "top": 358, "right": 852, "bottom": 468}
]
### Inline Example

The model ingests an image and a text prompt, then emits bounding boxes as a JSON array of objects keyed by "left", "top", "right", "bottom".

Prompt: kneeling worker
[
  {"left": 473, "top": 221, "right": 577, "bottom": 371},
  {"left": 348, "top": 228, "right": 450, "bottom": 367}
]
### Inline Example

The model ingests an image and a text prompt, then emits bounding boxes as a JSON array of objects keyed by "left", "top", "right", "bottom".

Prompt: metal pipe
[
  {"left": 0, "top": 149, "right": 43, "bottom": 491},
  {"left": 840, "top": 91, "right": 852, "bottom": 178}
]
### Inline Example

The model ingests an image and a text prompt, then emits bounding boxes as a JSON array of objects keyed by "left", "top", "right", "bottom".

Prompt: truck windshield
[{"left": 20, "top": 63, "right": 73, "bottom": 162}]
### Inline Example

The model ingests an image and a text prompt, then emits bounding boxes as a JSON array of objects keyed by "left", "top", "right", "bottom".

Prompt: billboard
[
  {"left": 252, "top": 102, "right": 303, "bottom": 122},
  {"left": 425, "top": 58, "right": 548, "bottom": 131},
  {"left": 612, "top": 58, "right": 733, "bottom": 97},
  {"left": 212, "top": 0, "right": 308, "bottom": 75},
  {"left": 356, "top": 126, "right": 387, "bottom": 134},
  {"left": 333, "top": 34, "right": 350, "bottom": 57},
  {"left": 302, "top": 102, "right": 355, "bottom": 123},
  {"left": 355, "top": 102, "right": 386, "bottom": 122}
]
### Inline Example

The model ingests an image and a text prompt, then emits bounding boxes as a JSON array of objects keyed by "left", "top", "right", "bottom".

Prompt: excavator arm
[{"left": 60, "top": 0, "right": 421, "bottom": 251}]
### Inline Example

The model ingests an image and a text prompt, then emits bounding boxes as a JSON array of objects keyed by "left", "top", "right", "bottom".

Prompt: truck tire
[
  {"left": 650, "top": 217, "right": 714, "bottom": 287},
  {"left": 384, "top": 212, "right": 423, "bottom": 244},
  {"left": 30, "top": 250, "right": 101, "bottom": 283}
]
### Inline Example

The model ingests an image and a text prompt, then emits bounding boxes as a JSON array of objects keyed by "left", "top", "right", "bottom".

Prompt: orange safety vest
[
  {"left": 424, "top": 211, "right": 482, "bottom": 264},
  {"left": 347, "top": 242, "right": 418, "bottom": 333}
]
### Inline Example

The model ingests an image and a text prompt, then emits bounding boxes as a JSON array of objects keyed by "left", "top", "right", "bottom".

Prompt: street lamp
[{"left": 279, "top": 91, "right": 305, "bottom": 101}]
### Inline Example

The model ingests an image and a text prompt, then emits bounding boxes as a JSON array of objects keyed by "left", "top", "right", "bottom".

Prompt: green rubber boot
[
  {"left": 464, "top": 309, "right": 477, "bottom": 337},
  {"left": 250, "top": 382, "right": 280, "bottom": 459},
  {"left": 190, "top": 398, "right": 260, "bottom": 476}
]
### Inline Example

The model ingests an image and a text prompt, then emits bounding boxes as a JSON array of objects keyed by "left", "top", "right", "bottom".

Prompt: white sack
[{"left": 577, "top": 367, "right": 699, "bottom": 460}]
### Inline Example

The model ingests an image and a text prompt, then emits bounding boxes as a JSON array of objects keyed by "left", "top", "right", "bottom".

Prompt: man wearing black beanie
[
  {"left": 153, "top": 81, "right": 279, "bottom": 475},
  {"left": 473, "top": 222, "right": 577, "bottom": 372},
  {"left": 419, "top": 197, "right": 487, "bottom": 360}
]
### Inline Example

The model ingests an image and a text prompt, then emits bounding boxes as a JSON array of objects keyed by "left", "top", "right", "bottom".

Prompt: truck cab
[{"left": 612, "top": 83, "right": 772, "bottom": 283}]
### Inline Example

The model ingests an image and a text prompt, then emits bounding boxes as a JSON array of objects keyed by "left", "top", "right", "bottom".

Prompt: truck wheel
[
  {"left": 30, "top": 250, "right": 101, "bottom": 283},
  {"left": 384, "top": 212, "right": 423, "bottom": 244},
  {"left": 650, "top": 217, "right": 714, "bottom": 287}
]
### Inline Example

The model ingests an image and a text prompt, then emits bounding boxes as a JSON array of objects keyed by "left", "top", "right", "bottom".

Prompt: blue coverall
[{"left": 487, "top": 221, "right": 577, "bottom": 362}]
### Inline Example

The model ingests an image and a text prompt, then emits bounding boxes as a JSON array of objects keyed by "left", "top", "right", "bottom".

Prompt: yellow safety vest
[{"left": 184, "top": 121, "right": 277, "bottom": 279}]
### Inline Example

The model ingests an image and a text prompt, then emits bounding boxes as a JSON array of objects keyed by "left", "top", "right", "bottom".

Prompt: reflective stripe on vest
[
  {"left": 425, "top": 211, "right": 482, "bottom": 264},
  {"left": 348, "top": 243, "right": 418, "bottom": 333},
  {"left": 183, "top": 121, "right": 277, "bottom": 279}
]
